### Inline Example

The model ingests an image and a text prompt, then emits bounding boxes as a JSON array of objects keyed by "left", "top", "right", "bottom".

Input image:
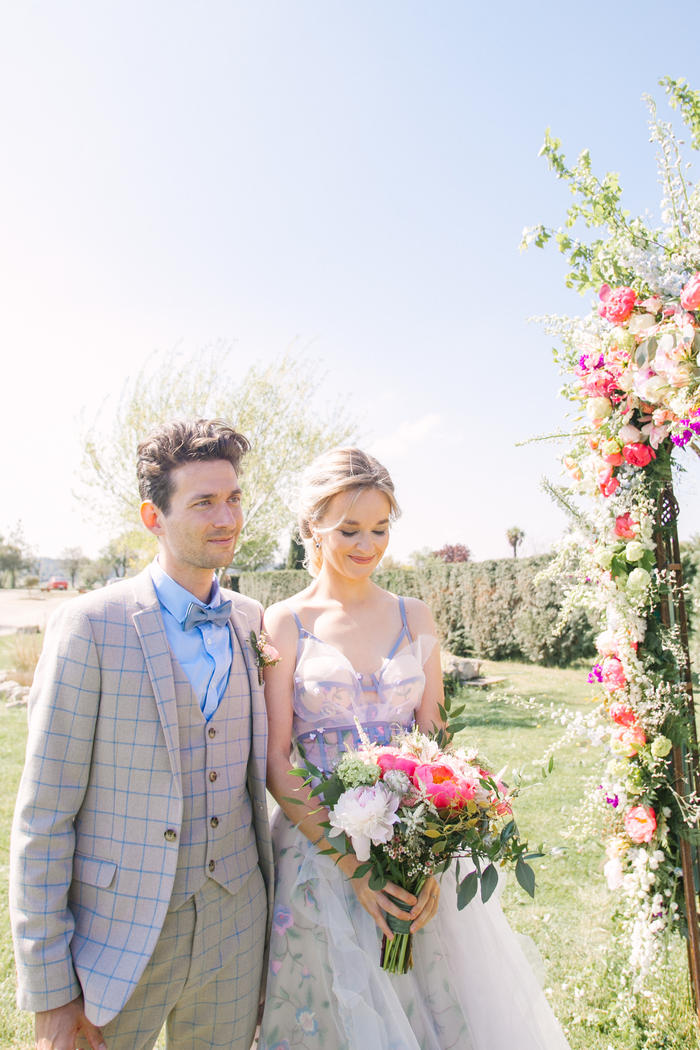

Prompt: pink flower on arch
[
  {"left": 610, "top": 702, "right": 636, "bottom": 727},
  {"left": 601, "top": 656, "right": 626, "bottom": 692},
  {"left": 598, "top": 465, "right": 620, "bottom": 498},
  {"left": 681, "top": 272, "right": 700, "bottom": 311},
  {"left": 598, "top": 284, "right": 637, "bottom": 324},
  {"left": 611, "top": 723, "right": 646, "bottom": 756},
  {"left": 614, "top": 514, "right": 637, "bottom": 540},
  {"left": 624, "top": 805, "right": 657, "bottom": 844},
  {"left": 622, "top": 442, "right": 656, "bottom": 468}
]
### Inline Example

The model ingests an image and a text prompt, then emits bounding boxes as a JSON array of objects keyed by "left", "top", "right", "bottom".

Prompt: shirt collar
[{"left": 149, "top": 557, "right": 221, "bottom": 625}]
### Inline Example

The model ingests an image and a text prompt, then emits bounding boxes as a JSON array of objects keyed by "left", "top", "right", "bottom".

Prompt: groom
[{"left": 10, "top": 418, "right": 273, "bottom": 1050}]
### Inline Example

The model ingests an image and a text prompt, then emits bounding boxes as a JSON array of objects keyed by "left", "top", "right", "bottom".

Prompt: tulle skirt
[{"left": 258, "top": 808, "right": 570, "bottom": 1050}]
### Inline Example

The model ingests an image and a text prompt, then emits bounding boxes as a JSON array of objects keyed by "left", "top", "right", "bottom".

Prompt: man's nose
[{"left": 213, "top": 503, "right": 240, "bottom": 528}]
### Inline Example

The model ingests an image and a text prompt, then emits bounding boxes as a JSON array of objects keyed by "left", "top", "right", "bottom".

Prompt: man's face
[{"left": 144, "top": 459, "right": 244, "bottom": 571}]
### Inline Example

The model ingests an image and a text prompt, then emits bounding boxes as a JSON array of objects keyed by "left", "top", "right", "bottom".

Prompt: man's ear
[{"left": 141, "top": 501, "right": 164, "bottom": 537}]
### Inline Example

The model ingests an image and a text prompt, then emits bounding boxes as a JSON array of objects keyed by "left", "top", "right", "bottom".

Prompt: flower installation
[
  {"left": 521, "top": 77, "right": 700, "bottom": 998},
  {"left": 287, "top": 699, "right": 539, "bottom": 975}
]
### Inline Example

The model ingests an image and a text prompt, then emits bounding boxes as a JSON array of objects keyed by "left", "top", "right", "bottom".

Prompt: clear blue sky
[{"left": 2, "top": 1, "right": 700, "bottom": 562}]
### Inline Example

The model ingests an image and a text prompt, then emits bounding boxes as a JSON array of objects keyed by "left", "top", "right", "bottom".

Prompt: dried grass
[{"left": 2, "top": 633, "right": 42, "bottom": 687}]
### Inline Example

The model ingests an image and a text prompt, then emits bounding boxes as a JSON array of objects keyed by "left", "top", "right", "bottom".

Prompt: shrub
[{"left": 239, "top": 555, "right": 596, "bottom": 666}]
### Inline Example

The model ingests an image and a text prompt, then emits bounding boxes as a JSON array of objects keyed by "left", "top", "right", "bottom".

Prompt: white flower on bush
[
  {"left": 626, "top": 567, "right": 651, "bottom": 594},
  {"left": 594, "top": 547, "right": 615, "bottom": 570},
  {"left": 328, "top": 784, "right": 400, "bottom": 861}
]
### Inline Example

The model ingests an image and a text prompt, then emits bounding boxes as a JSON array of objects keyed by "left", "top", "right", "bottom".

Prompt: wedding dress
[{"left": 258, "top": 598, "right": 571, "bottom": 1050}]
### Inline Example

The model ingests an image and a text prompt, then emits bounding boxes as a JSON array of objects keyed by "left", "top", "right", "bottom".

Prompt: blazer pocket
[{"left": 73, "top": 853, "right": 117, "bottom": 889}]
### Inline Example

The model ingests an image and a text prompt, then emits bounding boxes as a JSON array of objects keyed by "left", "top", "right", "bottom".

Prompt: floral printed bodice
[{"left": 286, "top": 598, "right": 436, "bottom": 771}]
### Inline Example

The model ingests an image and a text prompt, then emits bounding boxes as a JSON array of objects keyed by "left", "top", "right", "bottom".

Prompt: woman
[{"left": 258, "top": 448, "right": 570, "bottom": 1050}]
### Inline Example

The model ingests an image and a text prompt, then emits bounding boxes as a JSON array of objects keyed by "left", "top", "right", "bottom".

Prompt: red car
[{"left": 47, "top": 577, "right": 69, "bottom": 591}]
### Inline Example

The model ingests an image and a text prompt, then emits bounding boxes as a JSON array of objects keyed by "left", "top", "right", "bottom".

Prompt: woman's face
[{"left": 316, "top": 487, "right": 391, "bottom": 579}]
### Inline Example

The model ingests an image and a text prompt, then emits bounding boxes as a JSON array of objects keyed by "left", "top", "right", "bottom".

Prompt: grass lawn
[{"left": 0, "top": 638, "right": 697, "bottom": 1047}]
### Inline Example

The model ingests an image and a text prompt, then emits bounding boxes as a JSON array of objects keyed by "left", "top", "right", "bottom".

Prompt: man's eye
[
  {"left": 196, "top": 500, "right": 211, "bottom": 507},
  {"left": 229, "top": 496, "right": 241, "bottom": 504}
]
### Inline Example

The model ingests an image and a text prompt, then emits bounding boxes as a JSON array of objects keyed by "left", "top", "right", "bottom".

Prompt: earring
[{"left": 315, "top": 539, "right": 321, "bottom": 550}]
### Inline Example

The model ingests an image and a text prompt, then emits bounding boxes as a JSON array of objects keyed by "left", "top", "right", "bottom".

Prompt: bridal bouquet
[{"left": 287, "top": 698, "right": 538, "bottom": 974}]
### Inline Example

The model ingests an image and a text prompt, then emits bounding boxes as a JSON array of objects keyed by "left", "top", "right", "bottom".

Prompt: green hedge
[{"left": 238, "top": 556, "right": 596, "bottom": 667}]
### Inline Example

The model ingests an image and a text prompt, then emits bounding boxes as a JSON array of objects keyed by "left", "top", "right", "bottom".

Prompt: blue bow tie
[{"left": 182, "top": 600, "right": 232, "bottom": 632}]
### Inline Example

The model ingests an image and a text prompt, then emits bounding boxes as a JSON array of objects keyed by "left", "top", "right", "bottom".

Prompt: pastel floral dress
[{"left": 258, "top": 599, "right": 570, "bottom": 1050}]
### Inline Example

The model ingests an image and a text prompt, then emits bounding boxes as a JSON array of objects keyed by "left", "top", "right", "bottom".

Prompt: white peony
[
  {"left": 586, "top": 397, "right": 613, "bottom": 420},
  {"left": 328, "top": 784, "right": 401, "bottom": 862},
  {"left": 626, "top": 567, "right": 651, "bottom": 594},
  {"left": 625, "top": 541, "right": 645, "bottom": 562}
]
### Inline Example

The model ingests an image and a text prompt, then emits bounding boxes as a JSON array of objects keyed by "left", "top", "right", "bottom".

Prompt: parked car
[{"left": 46, "top": 577, "right": 69, "bottom": 591}]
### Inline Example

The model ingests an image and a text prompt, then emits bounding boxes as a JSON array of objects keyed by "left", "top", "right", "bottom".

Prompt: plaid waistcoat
[{"left": 168, "top": 648, "right": 258, "bottom": 910}]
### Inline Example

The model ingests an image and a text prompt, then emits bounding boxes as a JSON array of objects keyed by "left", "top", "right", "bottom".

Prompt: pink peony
[
  {"left": 598, "top": 284, "right": 637, "bottom": 324},
  {"left": 680, "top": 272, "right": 700, "bottom": 311},
  {"left": 614, "top": 513, "right": 637, "bottom": 540},
  {"left": 601, "top": 656, "right": 626, "bottom": 691},
  {"left": 609, "top": 702, "right": 636, "bottom": 727},
  {"left": 611, "top": 723, "right": 646, "bottom": 756},
  {"left": 624, "top": 805, "right": 657, "bottom": 844},
  {"left": 375, "top": 748, "right": 420, "bottom": 778},
  {"left": 413, "top": 763, "right": 475, "bottom": 809},
  {"left": 598, "top": 466, "right": 620, "bottom": 498},
  {"left": 622, "top": 442, "right": 656, "bottom": 468}
]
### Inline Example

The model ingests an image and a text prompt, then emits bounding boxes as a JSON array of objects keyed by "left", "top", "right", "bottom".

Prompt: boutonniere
[{"left": 250, "top": 630, "right": 281, "bottom": 685}]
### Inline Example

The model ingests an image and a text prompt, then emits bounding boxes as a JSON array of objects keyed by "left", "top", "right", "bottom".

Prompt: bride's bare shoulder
[{"left": 390, "top": 592, "right": 437, "bottom": 635}]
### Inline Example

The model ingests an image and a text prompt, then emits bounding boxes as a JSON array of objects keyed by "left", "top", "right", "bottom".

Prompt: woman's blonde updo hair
[{"left": 297, "top": 447, "right": 401, "bottom": 577}]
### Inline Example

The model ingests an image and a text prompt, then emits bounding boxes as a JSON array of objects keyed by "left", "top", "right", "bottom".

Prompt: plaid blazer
[{"left": 9, "top": 567, "right": 273, "bottom": 1027}]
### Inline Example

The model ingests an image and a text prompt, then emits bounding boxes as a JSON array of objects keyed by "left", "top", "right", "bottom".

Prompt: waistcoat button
[
  {"left": 209, "top": 771, "right": 217, "bottom": 782},
  {"left": 210, "top": 817, "right": 219, "bottom": 828},
  {"left": 164, "top": 829, "right": 177, "bottom": 842},
  {"left": 208, "top": 727, "right": 216, "bottom": 738},
  {"left": 209, "top": 859, "right": 216, "bottom": 872}
]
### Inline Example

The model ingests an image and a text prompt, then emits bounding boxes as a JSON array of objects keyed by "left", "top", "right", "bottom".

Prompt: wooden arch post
[{"left": 654, "top": 484, "right": 700, "bottom": 1014}]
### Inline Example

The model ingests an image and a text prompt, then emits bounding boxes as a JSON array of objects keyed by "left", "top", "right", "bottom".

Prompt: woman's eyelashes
[{"left": 338, "top": 529, "right": 387, "bottom": 538}]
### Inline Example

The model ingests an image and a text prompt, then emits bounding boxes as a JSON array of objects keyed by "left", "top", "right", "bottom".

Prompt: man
[{"left": 10, "top": 418, "right": 273, "bottom": 1050}]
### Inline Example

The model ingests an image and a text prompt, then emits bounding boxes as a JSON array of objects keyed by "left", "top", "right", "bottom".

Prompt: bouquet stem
[{"left": 381, "top": 892, "right": 415, "bottom": 974}]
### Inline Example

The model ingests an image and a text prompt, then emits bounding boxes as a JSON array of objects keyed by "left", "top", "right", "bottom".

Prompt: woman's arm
[
  {"left": 262, "top": 601, "right": 423, "bottom": 938},
  {"left": 404, "top": 597, "right": 445, "bottom": 736}
]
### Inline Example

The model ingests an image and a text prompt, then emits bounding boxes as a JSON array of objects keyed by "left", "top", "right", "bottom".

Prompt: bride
[{"left": 258, "top": 447, "right": 570, "bottom": 1050}]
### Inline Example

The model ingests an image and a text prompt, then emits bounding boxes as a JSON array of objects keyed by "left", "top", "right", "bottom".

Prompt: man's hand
[{"left": 35, "top": 996, "right": 107, "bottom": 1050}]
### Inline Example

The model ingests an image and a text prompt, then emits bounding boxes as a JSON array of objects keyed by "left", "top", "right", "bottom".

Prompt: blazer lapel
[{"left": 131, "top": 569, "right": 182, "bottom": 796}]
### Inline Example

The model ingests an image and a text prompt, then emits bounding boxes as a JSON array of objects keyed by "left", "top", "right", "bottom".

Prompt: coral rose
[
  {"left": 614, "top": 513, "right": 637, "bottom": 540},
  {"left": 413, "top": 763, "right": 474, "bottom": 809},
  {"left": 601, "top": 656, "right": 626, "bottom": 691},
  {"left": 598, "top": 466, "right": 620, "bottom": 498},
  {"left": 609, "top": 702, "right": 636, "bottom": 727},
  {"left": 622, "top": 442, "right": 655, "bottom": 468},
  {"left": 680, "top": 272, "right": 700, "bottom": 311},
  {"left": 624, "top": 805, "right": 657, "bottom": 844},
  {"left": 598, "top": 284, "right": 637, "bottom": 324},
  {"left": 611, "top": 723, "right": 646, "bottom": 756}
]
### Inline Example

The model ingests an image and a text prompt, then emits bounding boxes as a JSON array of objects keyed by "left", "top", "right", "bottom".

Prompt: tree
[
  {"left": 506, "top": 527, "right": 525, "bottom": 558},
  {"left": 82, "top": 529, "right": 157, "bottom": 588},
  {"left": 0, "top": 522, "right": 36, "bottom": 588},
  {"left": 433, "top": 543, "right": 471, "bottom": 563},
  {"left": 78, "top": 344, "right": 359, "bottom": 570},
  {"left": 285, "top": 534, "right": 306, "bottom": 570},
  {"left": 408, "top": 547, "right": 438, "bottom": 569},
  {"left": 61, "top": 547, "right": 86, "bottom": 588}
]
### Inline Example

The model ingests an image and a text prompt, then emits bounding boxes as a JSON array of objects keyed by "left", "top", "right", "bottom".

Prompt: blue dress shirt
[{"left": 149, "top": 558, "right": 233, "bottom": 721}]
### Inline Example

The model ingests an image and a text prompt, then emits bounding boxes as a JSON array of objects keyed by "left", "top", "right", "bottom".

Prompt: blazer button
[
  {"left": 209, "top": 771, "right": 217, "bottom": 782},
  {"left": 209, "top": 860, "right": 216, "bottom": 872},
  {"left": 164, "top": 829, "right": 177, "bottom": 842},
  {"left": 208, "top": 727, "right": 216, "bottom": 738},
  {"left": 210, "top": 817, "right": 219, "bottom": 828}
]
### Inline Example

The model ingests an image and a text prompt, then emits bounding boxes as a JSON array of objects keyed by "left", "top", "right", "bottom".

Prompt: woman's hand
[
  {"left": 408, "top": 875, "right": 440, "bottom": 933},
  {"left": 340, "top": 857, "right": 440, "bottom": 938}
]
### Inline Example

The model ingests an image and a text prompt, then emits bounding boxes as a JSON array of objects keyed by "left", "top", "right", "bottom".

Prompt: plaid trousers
[{"left": 77, "top": 870, "right": 267, "bottom": 1050}]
